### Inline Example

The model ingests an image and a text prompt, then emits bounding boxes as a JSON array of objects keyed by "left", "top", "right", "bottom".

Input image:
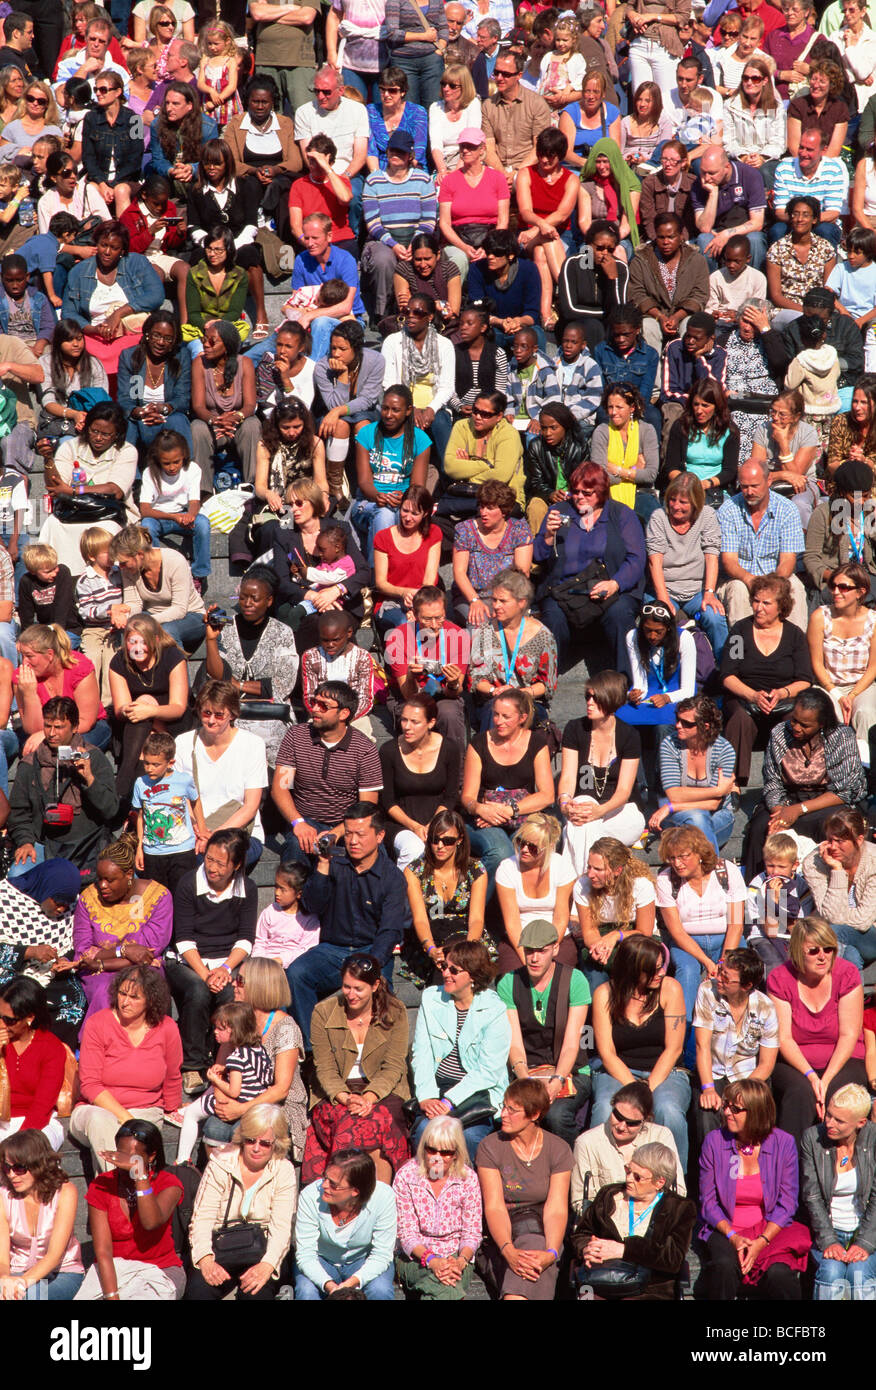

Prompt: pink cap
[{"left": 457, "top": 126, "right": 486, "bottom": 147}]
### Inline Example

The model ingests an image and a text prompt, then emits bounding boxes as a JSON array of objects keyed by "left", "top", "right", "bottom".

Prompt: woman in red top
[
  {"left": 0, "top": 977, "right": 67, "bottom": 1151},
  {"left": 13, "top": 624, "right": 108, "bottom": 757},
  {"left": 372, "top": 483, "right": 442, "bottom": 640},
  {"left": 516, "top": 128, "right": 581, "bottom": 331},
  {"left": 75, "top": 1118, "right": 185, "bottom": 1301}
]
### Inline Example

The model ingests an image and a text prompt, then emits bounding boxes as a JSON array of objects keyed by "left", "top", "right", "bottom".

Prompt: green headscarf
[{"left": 581, "top": 137, "right": 642, "bottom": 249}]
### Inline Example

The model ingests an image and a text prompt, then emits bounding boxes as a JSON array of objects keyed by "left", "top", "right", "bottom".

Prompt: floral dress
[
  {"left": 724, "top": 329, "right": 780, "bottom": 461},
  {"left": 453, "top": 517, "right": 533, "bottom": 605},
  {"left": 216, "top": 617, "right": 300, "bottom": 764},
  {"left": 400, "top": 856, "right": 495, "bottom": 987},
  {"left": 765, "top": 234, "right": 835, "bottom": 307}
]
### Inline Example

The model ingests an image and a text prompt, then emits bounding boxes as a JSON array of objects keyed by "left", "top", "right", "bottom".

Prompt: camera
[
  {"left": 209, "top": 608, "right": 232, "bottom": 628},
  {"left": 316, "top": 832, "right": 337, "bottom": 857},
  {"left": 56, "top": 745, "right": 77, "bottom": 763}
]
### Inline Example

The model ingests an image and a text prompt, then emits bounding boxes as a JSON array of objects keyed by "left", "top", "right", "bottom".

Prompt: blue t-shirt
[
  {"left": 132, "top": 768, "right": 198, "bottom": 855},
  {"left": 356, "top": 421, "right": 431, "bottom": 494},
  {"left": 827, "top": 261, "right": 876, "bottom": 321}
]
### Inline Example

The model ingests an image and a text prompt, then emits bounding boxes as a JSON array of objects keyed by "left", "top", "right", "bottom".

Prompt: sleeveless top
[
  {"left": 1, "top": 1187, "right": 84, "bottom": 1276},
  {"left": 611, "top": 1001, "right": 665, "bottom": 1071},
  {"left": 472, "top": 729, "right": 549, "bottom": 795},
  {"left": 528, "top": 166, "right": 577, "bottom": 230},
  {"left": 821, "top": 605, "right": 876, "bottom": 687},
  {"left": 204, "top": 360, "right": 245, "bottom": 414}
]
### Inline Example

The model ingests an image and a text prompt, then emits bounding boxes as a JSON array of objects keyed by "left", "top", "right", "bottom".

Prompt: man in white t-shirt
[{"left": 294, "top": 66, "right": 369, "bottom": 233}]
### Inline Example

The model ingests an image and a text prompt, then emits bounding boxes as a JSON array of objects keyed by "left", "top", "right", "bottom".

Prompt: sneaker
[
  {"left": 163, "top": 1106, "right": 189, "bottom": 1127},
  {"left": 182, "top": 1071, "right": 206, "bottom": 1096}
]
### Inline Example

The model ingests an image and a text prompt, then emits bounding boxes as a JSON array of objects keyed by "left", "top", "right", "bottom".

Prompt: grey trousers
[
  {"left": 191, "top": 417, "right": 261, "bottom": 483},
  {"left": 361, "top": 240, "right": 400, "bottom": 318}
]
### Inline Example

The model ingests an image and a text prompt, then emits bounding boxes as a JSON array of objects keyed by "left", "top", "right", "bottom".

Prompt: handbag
[
  {"left": 548, "top": 558, "right": 610, "bottom": 625},
  {"left": 481, "top": 786, "right": 529, "bottom": 831},
  {"left": 192, "top": 742, "right": 256, "bottom": 835},
  {"left": 211, "top": 1185, "right": 267, "bottom": 1270},
  {"left": 403, "top": 1088, "right": 495, "bottom": 1130},
  {"left": 577, "top": 1259, "right": 652, "bottom": 1299},
  {"left": 51, "top": 493, "right": 127, "bottom": 525},
  {"left": 743, "top": 696, "right": 796, "bottom": 719}
]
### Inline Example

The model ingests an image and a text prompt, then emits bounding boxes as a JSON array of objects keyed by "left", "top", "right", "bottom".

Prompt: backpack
[
  {"left": 667, "top": 858, "right": 730, "bottom": 899},
  {"left": 166, "top": 1160, "right": 203, "bottom": 1271}
]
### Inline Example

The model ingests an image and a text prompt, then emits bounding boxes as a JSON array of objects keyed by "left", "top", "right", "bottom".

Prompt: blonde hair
[
  {"left": 762, "top": 832, "right": 798, "bottom": 864},
  {"left": 17, "top": 624, "right": 75, "bottom": 670},
  {"left": 587, "top": 837, "right": 655, "bottom": 926},
  {"left": 0, "top": 162, "right": 20, "bottom": 189},
  {"left": 79, "top": 526, "right": 115, "bottom": 564},
  {"left": 15, "top": 79, "right": 60, "bottom": 127},
  {"left": 288, "top": 476, "right": 328, "bottom": 517},
  {"left": 741, "top": 13, "right": 765, "bottom": 33},
  {"left": 831, "top": 1083, "right": 872, "bottom": 1121},
  {"left": 198, "top": 19, "right": 239, "bottom": 59},
  {"left": 233, "top": 1102, "right": 291, "bottom": 1158},
  {"left": 239, "top": 955, "right": 292, "bottom": 1012},
  {"left": 22, "top": 543, "right": 57, "bottom": 573},
  {"left": 789, "top": 915, "right": 839, "bottom": 973},
  {"left": 442, "top": 61, "right": 475, "bottom": 107},
  {"left": 147, "top": 2, "right": 175, "bottom": 37},
  {"left": 416, "top": 1116, "right": 469, "bottom": 1179},
  {"left": 512, "top": 812, "right": 561, "bottom": 860}
]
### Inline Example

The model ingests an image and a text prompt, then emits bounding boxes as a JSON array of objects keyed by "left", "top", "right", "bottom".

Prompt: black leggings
[
  {"left": 185, "top": 1268, "right": 278, "bottom": 1301},
  {"left": 702, "top": 1231, "right": 801, "bottom": 1301}
]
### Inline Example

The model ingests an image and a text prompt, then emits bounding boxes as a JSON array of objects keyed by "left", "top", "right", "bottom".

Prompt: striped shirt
[
  {"left": 528, "top": 352, "right": 603, "bottom": 422},
  {"left": 75, "top": 563, "right": 123, "bottom": 627},
  {"left": 693, "top": 981, "right": 779, "bottom": 1080},
  {"left": 274, "top": 722, "right": 383, "bottom": 825},
  {"left": 762, "top": 720, "right": 867, "bottom": 809},
  {"left": 716, "top": 489, "right": 805, "bottom": 573},
  {"left": 363, "top": 167, "right": 436, "bottom": 248},
  {"left": 773, "top": 154, "right": 848, "bottom": 216}
]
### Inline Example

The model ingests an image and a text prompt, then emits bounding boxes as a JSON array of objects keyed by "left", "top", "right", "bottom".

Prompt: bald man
[
  {"left": 445, "top": 2, "right": 477, "bottom": 65},
  {"left": 690, "top": 144, "right": 767, "bottom": 271}
]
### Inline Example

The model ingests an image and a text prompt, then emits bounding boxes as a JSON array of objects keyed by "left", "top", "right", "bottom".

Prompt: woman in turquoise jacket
[{"left": 411, "top": 938, "right": 511, "bottom": 1163}]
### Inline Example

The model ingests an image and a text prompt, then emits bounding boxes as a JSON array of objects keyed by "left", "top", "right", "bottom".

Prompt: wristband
[
  {"left": 804, "top": 1068, "right": 815, "bottom": 1078},
  {"left": 800, "top": 802, "right": 809, "bottom": 815},
  {"left": 421, "top": 1250, "right": 436, "bottom": 1267},
  {"left": 666, "top": 800, "right": 673, "bottom": 813},
  {"left": 441, "top": 1098, "right": 453, "bottom": 1112},
  {"left": 618, "top": 931, "right": 624, "bottom": 941},
  {"left": 726, "top": 1228, "right": 737, "bottom": 1238},
  {"left": 135, "top": 1186, "right": 154, "bottom": 1197},
  {"left": 291, "top": 818, "right": 303, "bottom": 828},
  {"left": 547, "top": 1248, "right": 559, "bottom": 1262},
  {"left": 704, "top": 588, "right": 715, "bottom": 594},
  {"left": 115, "top": 942, "right": 124, "bottom": 957},
  {"left": 105, "top": 1291, "right": 120, "bottom": 1299},
  {"left": 701, "top": 1082, "right": 715, "bottom": 1090},
  {"left": 500, "top": 1240, "right": 511, "bottom": 1252},
  {"left": 426, "top": 944, "right": 436, "bottom": 955}
]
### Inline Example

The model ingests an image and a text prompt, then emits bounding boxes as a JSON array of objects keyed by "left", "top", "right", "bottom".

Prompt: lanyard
[
  {"left": 628, "top": 1192, "right": 663, "bottom": 1236},
  {"left": 497, "top": 620, "right": 525, "bottom": 687},
  {"left": 651, "top": 649, "right": 670, "bottom": 694},
  {"left": 416, "top": 624, "right": 446, "bottom": 666},
  {"left": 847, "top": 521, "right": 865, "bottom": 563},
  {"left": 261, "top": 1010, "right": 276, "bottom": 1038}
]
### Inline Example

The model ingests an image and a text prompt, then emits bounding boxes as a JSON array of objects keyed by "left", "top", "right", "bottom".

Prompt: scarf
[
  {"left": 606, "top": 420, "right": 639, "bottom": 508},
  {"left": 401, "top": 324, "right": 442, "bottom": 409},
  {"left": 454, "top": 338, "right": 499, "bottom": 400},
  {"left": 580, "top": 138, "right": 642, "bottom": 248}
]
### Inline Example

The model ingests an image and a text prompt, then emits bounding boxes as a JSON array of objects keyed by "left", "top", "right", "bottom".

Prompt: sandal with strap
[{"left": 251, "top": 322, "right": 272, "bottom": 342}]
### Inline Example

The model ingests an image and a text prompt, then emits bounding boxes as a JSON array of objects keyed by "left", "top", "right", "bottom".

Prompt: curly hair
[
  {"left": 477, "top": 479, "right": 517, "bottom": 516},
  {"left": 585, "top": 837, "right": 655, "bottom": 927},
  {"left": 109, "top": 963, "right": 172, "bottom": 1027},
  {"left": 749, "top": 572, "right": 793, "bottom": 620},
  {"left": 602, "top": 380, "right": 645, "bottom": 418},
  {"left": 0, "top": 1129, "right": 68, "bottom": 1203},
  {"left": 674, "top": 694, "right": 722, "bottom": 747},
  {"left": 658, "top": 824, "right": 718, "bottom": 876},
  {"left": 808, "top": 56, "right": 844, "bottom": 98},
  {"left": 156, "top": 81, "right": 203, "bottom": 163}
]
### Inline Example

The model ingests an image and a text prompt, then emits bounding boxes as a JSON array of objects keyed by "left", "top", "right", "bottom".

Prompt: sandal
[{"left": 251, "top": 322, "right": 272, "bottom": 342}]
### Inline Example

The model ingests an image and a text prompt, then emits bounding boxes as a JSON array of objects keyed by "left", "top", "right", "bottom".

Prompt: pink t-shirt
[
  {"left": 76, "top": 1007, "right": 183, "bottom": 1112},
  {"left": 438, "top": 167, "right": 509, "bottom": 226},
  {"left": 767, "top": 957, "right": 865, "bottom": 1070},
  {"left": 13, "top": 649, "right": 107, "bottom": 719}
]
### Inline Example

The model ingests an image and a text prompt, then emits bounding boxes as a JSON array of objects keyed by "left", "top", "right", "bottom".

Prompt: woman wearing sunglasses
[
  {"left": 801, "top": 1081, "right": 876, "bottom": 1302},
  {"left": 393, "top": 1114, "right": 482, "bottom": 1300},
  {"left": 767, "top": 916, "right": 867, "bottom": 1142},
  {"left": 0, "top": 1127, "right": 83, "bottom": 1300},
  {"left": 0, "top": 80, "right": 62, "bottom": 168},
  {"left": 808, "top": 560, "right": 876, "bottom": 761},
  {"left": 494, "top": 813, "right": 577, "bottom": 973},
  {"left": 699, "top": 1076, "right": 810, "bottom": 1301},
  {"left": 402, "top": 810, "right": 490, "bottom": 989},
  {"left": 187, "top": 1103, "right": 296, "bottom": 1302},
  {"left": 647, "top": 695, "right": 738, "bottom": 853},
  {"left": 294, "top": 1148, "right": 397, "bottom": 1300}
]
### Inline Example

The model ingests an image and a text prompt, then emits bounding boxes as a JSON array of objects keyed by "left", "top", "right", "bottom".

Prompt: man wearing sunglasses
[
  {"left": 55, "top": 17, "right": 130, "bottom": 99},
  {"left": 482, "top": 48, "right": 551, "bottom": 188}
]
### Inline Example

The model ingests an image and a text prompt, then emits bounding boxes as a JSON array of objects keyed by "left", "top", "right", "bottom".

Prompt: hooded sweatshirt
[{"left": 785, "top": 344, "right": 841, "bottom": 416}]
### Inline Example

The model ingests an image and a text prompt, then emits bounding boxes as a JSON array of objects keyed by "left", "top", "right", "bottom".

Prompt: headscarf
[
  {"left": 581, "top": 138, "right": 642, "bottom": 249},
  {"left": 13, "top": 859, "right": 82, "bottom": 907}
]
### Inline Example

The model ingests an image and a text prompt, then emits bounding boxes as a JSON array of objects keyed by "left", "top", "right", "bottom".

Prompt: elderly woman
[
  {"left": 186, "top": 1103, "right": 297, "bottom": 1302},
  {"left": 40, "top": 402, "right": 139, "bottom": 577},
  {"left": 571, "top": 1080, "right": 685, "bottom": 1213},
  {"left": 304, "top": 954, "right": 410, "bottom": 1185},
  {"left": 808, "top": 561, "right": 876, "bottom": 765},
  {"left": 75, "top": 1118, "right": 185, "bottom": 1301},
  {"left": 767, "top": 916, "right": 867, "bottom": 1143},
  {"left": 749, "top": 387, "right": 821, "bottom": 526},
  {"left": 534, "top": 461, "right": 646, "bottom": 667},
  {"left": 436, "top": 125, "right": 510, "bottom": 278},
  {"left": 724, "top": 299, "right": 788, "bottom": 460},
  {"left": 467, "top": 569, "right": 555, "bottom": 730},
  {"left": 494, "top": 814, "right": 577, "bottom": 972},
  {"left": 294, "top": 1149, "right": 397, "bottom": 1300},
  {"left": 743, "top": 688, "right": 867, "bottom": 878},
  {"left": 110, "top": 523, "right": 206, "bottom": 651},
  {"left": 646, "top": 474, "right": 728, "bottom": 660},
  {"left": 67, "top": 965, "right": 182, "bottom": 1174},
  {"left": 402, "top": 811, "right": 489, "bottom": 988},
  {"left": 0, "top": 977, "right": 68, "bottom": 1151},
  {"left": 571, "top": 1141, "right": 697, "bottom": 1300},
  {"left": 720, "top": 573, "right": 816, "bottom": 788},
  {"left": 393, "top": 1115, "right": 482, "bottom": 1301},
  {"left": 699, "top": 1077, "right": 810, "bottom": 1300},
  {"left": 648, "top": 696, "right": 738, "bottom": 853},
  {"left": 477, "top": 1079, "right": 572, "bottom": 1301},
  {"left": 63, "top": 836, "right": 172, "bottom": 1020},
  {"left": 452, "top": 487, "right": 532, "bottom": 629},
  {"left": 804, "top": 807, "right": 876, "bottom": 972},
  {"left": 411, "top": 940, "right": 510, "bottom": 1163},
  {"left": 60, "top": 220, "right": 165, "bottom": 376},
  {"left": 557, "top": 670, "right": 646, "bottom": 878},
  {"left": 0, "top": 1128, "right": 83, "bottom": 1301},
  {"left": 801, "top": 1082, "right": 876, "bottom": 1301}
]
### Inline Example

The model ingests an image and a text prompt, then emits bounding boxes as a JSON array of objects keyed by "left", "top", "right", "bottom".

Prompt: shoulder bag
[
  {"left": 211, "top": 1183, "right": 268, "bottom": 1269},
  {"left": 192, "top": 741, "right": 256, "bottom": 835}
]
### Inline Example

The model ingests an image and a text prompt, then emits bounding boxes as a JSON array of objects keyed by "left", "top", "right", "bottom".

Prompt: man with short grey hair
[
  {"left": 472, "top": 17, "right": 502, "bottom": 97},
  {"left": 445, "top": 2, "right": 477, "bottom": 66},
  {"left": 716, "top": 458, "right": 808, "bottom": 630}
]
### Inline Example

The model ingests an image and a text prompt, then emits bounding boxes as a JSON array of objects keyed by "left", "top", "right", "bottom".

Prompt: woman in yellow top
[
  {"left": 441, "top": 390, "right": 525, "bottom": 532},
  {"left": 590, "top": 382, "right": 661, "bottom": 523}
]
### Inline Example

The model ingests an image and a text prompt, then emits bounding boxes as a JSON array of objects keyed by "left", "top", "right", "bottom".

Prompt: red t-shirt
[
  {"left": 86, "top": 1169, "right": 183, "bottom": 1268},
  {"left": 438, "top": 167, "right": 509, "bottom": 226},
  {"left": 12, "top": 650, "right": 107, "bottom": 719},
  {"left": 289, "top": 174, "right": 354, "bottom": 243},
  {"left": 768, "top": 957, "right": 865, "bottom": 1070},
  {"left": 385, "top": 617, "right": 470, "bottom": 687},
  {"left": 373, "top": 523, "right": 442, "bottom": 592}
]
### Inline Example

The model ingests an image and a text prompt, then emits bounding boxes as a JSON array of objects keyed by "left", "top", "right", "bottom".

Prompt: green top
[
  {"left": 185, "top": 261, "right": 248, "bottom": 333},
  {"left": 254, "top": 0, "right": 323, "bottom": 68},
  {"left": 497, "top": 967, "right": 591, "bottom": 1074}
]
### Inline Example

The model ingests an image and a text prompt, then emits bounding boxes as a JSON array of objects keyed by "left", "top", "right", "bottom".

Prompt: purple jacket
[{"left": 698, "top": 1127, "right": 798, "bottom": 1241}]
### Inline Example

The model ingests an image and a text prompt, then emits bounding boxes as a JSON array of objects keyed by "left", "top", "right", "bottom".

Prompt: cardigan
[
  {"left": 223, "top": 111, "right": 302, "bottom": 179},
  {"left": 412, "top": 986, "right": 511, "bottom": 1111},
  {"left": 309, "top": 991, "right": 411, "bottom": 1105},
  {"left": 189, "top": 1147, "right": 298, "bottom": 1275},
  {"left": 762, "top": 720, "right": 867, "bottom": 809},
  {"left": 803, "top": 839, "right": 876, "bottom": 932},
  {"left": 313, "top": 348, "right": 384, "bottom": 418},
  {"left": 294, "top": 1179, "right": 397, "bottom": 1290},
  {"left": 801, "top": 1120, "right": 876, "bottom": 1253},
  {"left": 804, "top": 497, "right": 876, "bottom": 590},
  {"left": 116, "top": 345, "right": 191, "bottom": 421},
  {"left": 627, "top": 242, "right": 710, "bottom": 318},
  {"left": 698, "top": 1127, "right": 799, "bottom": 1239}
]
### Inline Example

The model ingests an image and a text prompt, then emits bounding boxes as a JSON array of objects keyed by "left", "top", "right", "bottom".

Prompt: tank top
[
  {"left": 821, "top": 606, "right": 876, "bottom": 687},
  {"left": 528, "top": 166, "right": 576, "bottom": 230},
  {"left": 472, "top": 730, "right": 548, "bottom": 795},
  {"left": 731, "top": 1169, "right": 765, "bottom": 1232},
  {"left": 204, "top": 360, "right": 245, "bottom": 414},
  {"left": 1, "top": 1187, "right": 84, "bottom": 1276},
  {"left": 611, "top": 1002, "right": 665, "bottom": 1071}
]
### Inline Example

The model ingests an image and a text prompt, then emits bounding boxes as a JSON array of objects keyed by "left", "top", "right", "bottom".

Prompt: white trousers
[
  {"left": 718, "top": 575, "right": 808, "bottom": 633},
  {"left": 562, "top": 797, "right": 647, "bottom": 880}
]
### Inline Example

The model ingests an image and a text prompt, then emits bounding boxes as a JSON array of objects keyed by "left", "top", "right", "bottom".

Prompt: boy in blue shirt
[
  {"left": 133, "top": 730, "right": 206, "bottom": 893},
  {"left": 827, "top": 226, "right": 876, "bottom": 372},
  {"left": 593, "top": 305, "right": 662, "bottom": 435}
]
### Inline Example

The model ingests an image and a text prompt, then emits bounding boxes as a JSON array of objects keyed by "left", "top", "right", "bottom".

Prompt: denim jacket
[
  {"left": 61, "top": 254, "right": 165, "bottom": 330},
  {"left": 0, "top": 287, "right": 54, "bottom": 343},
  {"left": 82, "top": 104, "right": 145, "bottom": 186},
  {"left": 412, "top": 986, "right": 511, "bottom": 1111},
  {"left": 116, "top": 345, "right": 192, "bottom": 419},
  {"left": 144, "top": 113, "right": 219, "bottom": 182}
]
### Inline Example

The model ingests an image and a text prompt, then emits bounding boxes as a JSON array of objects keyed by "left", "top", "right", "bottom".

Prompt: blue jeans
[
  {"left": 677, "top": 591, "right": 729, "bottom": 662},
  {"left": 696, "top": 229, "right": 766, "bottom": 272},
  {"left": 242, "top": 330, "right": 276, "bottom": 367},
  {"left": 163, "top": 611, "right": 206, "bottom": 649},
  {"left": 293, "top": 1252, "right": 395, "bottom": 1301},
  {"left": 392, "top": 49, "right": 445, "bottom": 110},
  {"left": 310, "top": 312, "right": 368, "bottom": 361},
  {"left": 341, "top": 68, "right": 379, "bottom": 102},
  {"left": 411, "top": 1111, "right": 493, "bottom": 1166},
  {"left": 0, "top": 619, "right": 16, "bottom": 667},
  {"left": 662, "top": 804, "right": 735, "bottom": 854},
  {"left": 591, "top": 1064, "right": 691, "bottom": 1170},
  {"left": 429, "top": 408, "right": 452, "bottom": 471},
  {"left": 813, "top": 1230, "right": 876, "bottom": 1300},
  {"left": 350, "top": 496, "right": 400, "bottom": 563},
  {"left": 126, "top": 412, "right": 193, "bottom": 453},
  {"left": 281, "top": 818, "right": 335, "bottom": 868},
  {"left": 26, "top": 1269, "right": 85, "bottom": 1300},
  {"left": 671, "top": 930, "right": 726, "bottom": 1067},
  {"left": 142, "top": 515, "right": 212, "bottom": 577},
  {"left": 832, "top": 924, "right": 876, "bottom": 974},
  {"left": 465, "top": 825, "right": 515, "bottom": 897},
  {"left": 83, "top": 718, "right": 112, "bottom": 751},
  {"left": 287, "top": 941, "right": 394, "bottom": 1048}
]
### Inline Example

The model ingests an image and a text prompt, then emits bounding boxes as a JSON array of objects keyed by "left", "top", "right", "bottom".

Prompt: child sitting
[
  {"left": 301, "top": 609, "right": 379, "bottom": 736},
  {"left": 287, "top": 524, "right": 357, "bottom": 625},
  {"left": 0, "top": 253, "right": 54, "bottom": 359},
  {"left": 138, "top": 428, "right": 211, "bottom": 596},
  {"left": 60, "top": 78, "right": 92, "bottom": 159},
  {"left": 281, "top": 276, "right": 354, "bottom": 329},
  {"left": 827, "top": 226, "right": 876, "bottom": 373},
  {"left": 19, "top": 543, "right": 82, "bottom": 641},
  {"left": 172, "top": 1002, "right": 274, "bottom": 1162},
  {"left": 706, "top": 236, "right": 768, "bottom": 338},
  {"left": 593, "top": 304, "right": 662, "bottom": 435},
  {"left": 75, "top": 526, "right": 126, "bottom": 704},
  {"left": 0, "top": 163, "right": 31, "bottom": 250},
  {"left": 746, "top": 831, "right": 812, "bottom": 970},
  {"left": 132, "top": 729, "right": 206, "bottom": 893},
  {"left": 252, "top": 862, "right": 321, "bottom": 971},
  {"left": 785, "top": 309, "right": 841, "bottom": 460}
]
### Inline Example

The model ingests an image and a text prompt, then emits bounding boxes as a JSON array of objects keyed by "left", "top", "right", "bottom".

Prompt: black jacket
[
  {"left": 572, "top": 1182, "right": 698, "bottom": 1295},
  {"left": 664, "top": 418, "right": 739, "bottom": 491},
  {"left": 8, "top": 739, "right": 118, "bottom": 869},
  {"left": 186, "top": 179, "right": 263, "bottom": 242},
  {"left": 257, "top": 517, "right": 369, "bottom": 616},
  {"left": 523, "top": 432, "right": 586, "bottom": 504},
  {"left": 557, "top": 253, "right": 630, "bottom": 333}
]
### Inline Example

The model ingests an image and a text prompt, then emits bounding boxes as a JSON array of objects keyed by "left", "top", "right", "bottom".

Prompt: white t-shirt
[
  {"left": 656, "top": 861, "right": 746, "bottom": 936},
  {"left": 174, "top": 728, "right": 268, "bottom": 842},
  {"left": 428, "top": 99, "right": 482, "bottom": 169},
  {"left": 293, "top": 97, "right": 370, "bottom": 176},
  {"left": 495, "top": 852, "right": 577, "bottom": 926},
  {"left": 132, "top": 0, "right": 194, "bottom": 32},
  {"left": 574, "top": 874, "right": 657, "bottom": 923},
  {"left": 140, "top": 461, "right": 202, "bottom": 513}
]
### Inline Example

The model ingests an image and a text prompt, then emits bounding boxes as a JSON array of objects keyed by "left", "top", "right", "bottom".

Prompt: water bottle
[
  {"left": 17, "top": 198, "right": 35, "bottom": 228},
  {"left": 71, "top": 461, "right": 87, "bottom": 495}
]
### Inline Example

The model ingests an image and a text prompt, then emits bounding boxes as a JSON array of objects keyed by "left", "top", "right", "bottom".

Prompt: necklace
[
  {"left": 145, "top": 359, "right": 165, "bottom": 388},
  {"left": 735, "top": 1138, "right": 757, "bottom": 1157},
  {"left": 590, "top": 762, "right": 609, "bottom": 799},
  {"left": 513, "top": 1131, "right": 542, "bottom": 1167},
  {"left": 132, "top": 658, "right": 156, "bottom": 688}
]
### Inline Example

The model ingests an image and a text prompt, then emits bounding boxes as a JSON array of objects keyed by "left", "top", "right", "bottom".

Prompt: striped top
[
  {"left": 821, "top": 605, "right": 876, "bottom": 687},
  {"left": 274, "top": 722, "right": 383, "bottom": 825},
  {"left": 75, "top": 563, "right": 124, "bottom": 627},
  {"left": 363, "top": 167, "right": 437, "bottom": 247},
  {"left": 434, "top": 1008, "right": 468, "bottom": 1087},
  {"left": 773, "top": 153, "right": 848, "bottom": 215}
]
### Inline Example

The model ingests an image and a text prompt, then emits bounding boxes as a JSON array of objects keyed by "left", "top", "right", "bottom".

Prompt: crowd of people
[{"left": 1, "top": 0, "right": 876, "bottom": 1310}]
